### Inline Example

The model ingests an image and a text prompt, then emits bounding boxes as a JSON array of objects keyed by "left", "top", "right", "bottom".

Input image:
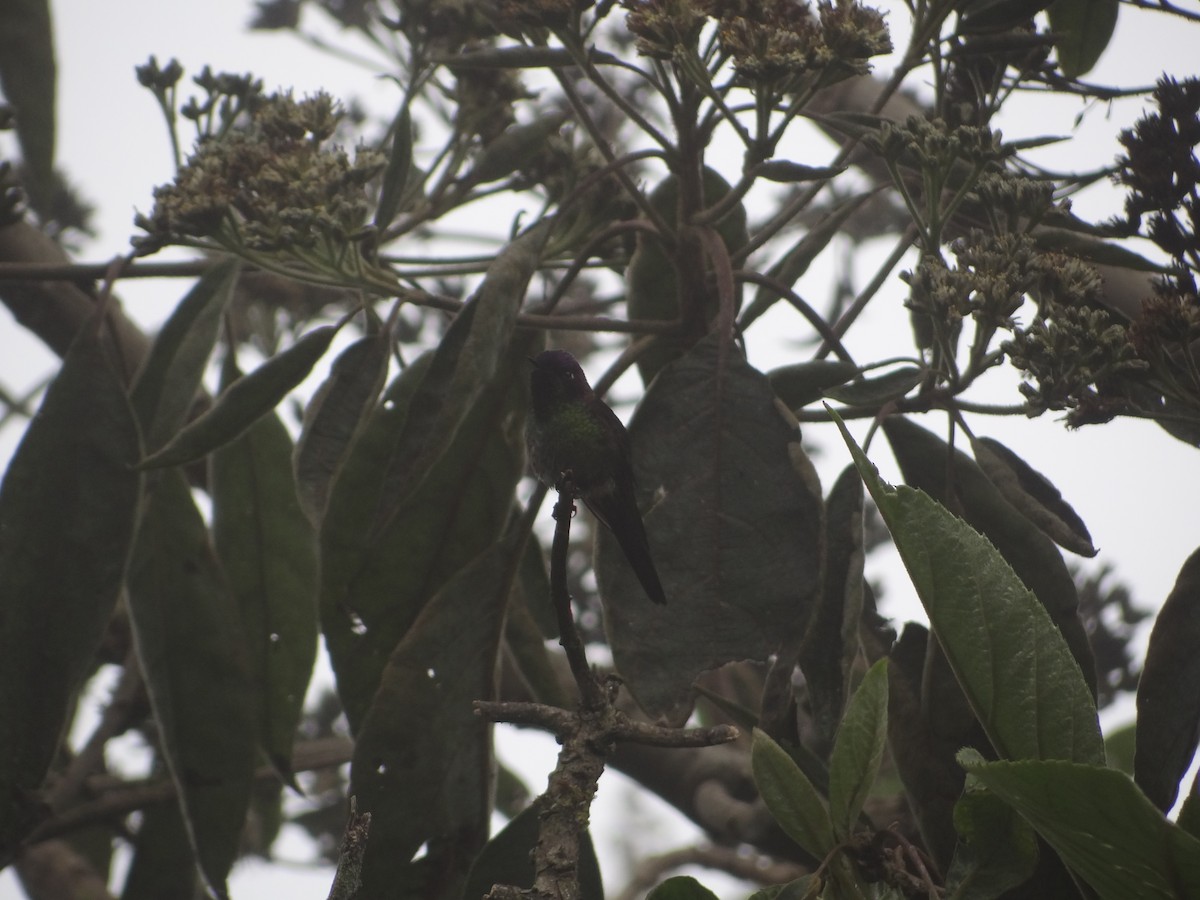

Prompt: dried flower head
[
  {"left": 137, "top": 90, "right": 385, "bottom": 264},
  {"left": 622, "top": 0, "right": 708, "bottom": 59}
]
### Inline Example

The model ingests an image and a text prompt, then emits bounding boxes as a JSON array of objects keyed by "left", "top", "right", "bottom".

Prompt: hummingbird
[{"left": 526, "top": 350, "right": 667, "bottom": 605}]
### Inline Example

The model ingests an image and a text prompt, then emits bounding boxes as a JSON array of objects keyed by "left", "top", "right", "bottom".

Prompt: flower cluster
[
  {"left": 137, "top": 91, "right": 384, "bottom": 259},
  {"left": 621, "top": 0, "right": 889, "bottom": 85}
]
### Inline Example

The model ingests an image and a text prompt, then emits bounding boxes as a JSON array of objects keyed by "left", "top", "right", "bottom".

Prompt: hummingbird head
[{"left": 529, "top": 349, "right": 594, "bottom": 411}]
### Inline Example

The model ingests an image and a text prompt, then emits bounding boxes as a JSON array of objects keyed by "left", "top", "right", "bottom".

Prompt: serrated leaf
[
  {"left": 0, "top": 317, "right": 142, "bottom": 851},
  {"left": 462, "top": 801, "right": 604, "bottom": 900},
  {"left": 944, "top": 776, "right": 1038, "bottom": 900},
  {"left": 293, "top": 329, "right": 390, "bottom": 526},
  {"left": 1134, "top": 547, "right": 1200, "bottom": 812},
  {"left": 599, "top": 336, "right": 821, "bottom": 723},
  {"left": 211, "top": 353, "right": 319, "bottom": 780},
  {"left": 126, "top": 470, "right": 257, "bottom": 899},
  {"left": 970, "top": 435, "right": 1096, "bottom": 557},
  {"left": 823, "top": 366, "right": 923, "bottom": 406},
  {"left": 751, "top": 728, "right": 836, "bottom": 859},
  {"left": 798, "top": 464, "right": 865, "bottom": 753},
  {"left": 768, "top": 360, "right": 859, "bottom": 410},
  {"left": 827, "top": 659, "right": 889, "bottom": 838},
  {"left": 835, "top": 411, "right": 1104, "bottom": 765},
  {"left": 1048, "top": 0, "right": 1118, "bottom": 79},
  {"left": 374, "top": 104, "right": 412, "bottom": 230},
  {"left": 131, "top": 258, "right": 241, "bottom": 451},
  {"left": 883, "top": 416, "right": 1097, "bottom": 698},
  {"left": 960, "top": 750, "right": 1200, "bottom": 899},
  {"left": 349, "top": 536, "right": 516, "bottom": 897},
  {"left": 140, "top": 322, "right": 343, "bottom": 469}
]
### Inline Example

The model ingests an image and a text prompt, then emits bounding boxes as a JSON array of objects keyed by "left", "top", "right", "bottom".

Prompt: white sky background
[{"left": 1, "top": 0, "right": 1199, "bottom": 897}]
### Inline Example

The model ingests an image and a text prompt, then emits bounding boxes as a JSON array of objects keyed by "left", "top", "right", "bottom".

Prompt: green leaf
[
  {"left": 367, "top": 226, "right": 542, "bottom": 533},
  {"left": 747, "top": 875, "right": 822, "bottom": 900},
  {"left": 823, "top": 366, "right": 923, "bottom": 406},
  {"left": 320, "top": 337, "right": 530, "bottom": 732},
  {"left": 835, "top": 411, "right": 1104, "bottom": 765},
  {"left": 293, "top": 328, "right": 390, "bottom": 526},
  {"left": 645, "top": 875, "right": 721, "bottom": 900},
  {"left": 211, "top": 353, "right": 319, "bottom": 780},
  {"left": 126, "top": 470, "right": 258, "bottom": 899},
  {"left": 600, "top": 336, "right": 822, "bottom": 723},
  {"left": 130, "top": 258, "right": 241, "bottom": 451},
  {"left": 1048, "top": 0, "right": 1118, "bottom": 79},
  {"left": 755, "top": 161, "right": 847, "bottom": 183},
  {"left": 799, "top": 464, "right": 866, "bottom": 753},
  {"left": 140, "top": 322, "right": 343, "bottom": 469},
  {"left": 883, "top": 416, "right": 1097, "bottom": 699},
  {"left": 349, "top": 536, "right": 516, "bottom": 897},
  {"left": 960, "top": 750, "right": 1200, "bottom": 900},
  {"left": 944, "top": 777, "right": 1038, "bottom": 900},
  {"left": 768, "top": 360, "right": 859, "bottom": 410},
  {"left": 1135, "top": 547, "right": 1200, "bottom": 812},
  {"left": 462, "top": 801, "right": 604, "bottom": 900},
  {"left": 374, "top": 104, "right": 412, "bottom": 230},
  {"left": 828, "top": 659, "right": 889, "bottom": 838},
  {"left": 121, "top": 788, "right": 203, "bottom": 900},
  {"left": 751, "top": 728, "right": 836, "bottom": 859},
  {"left": 0, "top": 0, "right": 55, "bottom": 211},
  {"left": 969, "top": 436, "right": 1095, "bottom": 557},
  {"left": 0, "top": 316, "right": 142, "bottom": 851}
]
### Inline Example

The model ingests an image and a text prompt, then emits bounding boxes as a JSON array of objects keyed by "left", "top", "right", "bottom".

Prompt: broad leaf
[
  {"left": 751, "top": 728, "right": 835, "bottom": 860},
  {"left": 828, "top": 659, "right": 889, "bottom": 838},
  {"left": 126, "top": 470, "right": 257, "bottom": 899},
  {"left": 600, "top": 336, "right": 822, "bottom": 722},
  {"left": 1135, "top": 547, "right": 1200, "bottom": 812},
  {"left": 0, "top": 317, "right": 141, "bottom": 851},
  {"left": 211, "top": 353, "right": 319, "bottom": 779},
  {"left": 1048, "top": 0, "right": 1118, "bottom": 79},
  {"left": 961, "top": 750, "right": 1200, "bottom": 900},
  {"left": 836, "top": 412, "right": 1104, "bottom": 764}
]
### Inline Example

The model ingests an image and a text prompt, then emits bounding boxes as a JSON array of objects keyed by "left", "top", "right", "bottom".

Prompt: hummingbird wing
[{"left": 584, "top": 403, "right": 667, "bottom": 605}]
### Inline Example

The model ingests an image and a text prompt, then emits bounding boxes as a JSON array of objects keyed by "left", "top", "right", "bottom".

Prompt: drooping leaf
[
  {"left": 293, "top": 328, "right": 390, "bottom": 526},
  {"left": 211, "top": 352, "right": 319, "bottom": 780},
  {"left": 121, "top": 788, "right": 203, "bottom": 900},
  {"left": 960, "top": 750, "right": 1200, "bottom": 900},
  {"left": 883, "top": 415, "right": 1097, "bottom": 698},
  {"left": 827, "top": 659, "right": 889, "bottom": 838},
  {"left": 823, "top": 366, "right": 923, "bottom": 406},
  {"left": 798, "top": 464, "right": 865, "bottom": 754},
  {"left": 1048, "top": 0, "right": 1118, "bottom": 79},
  {"left": 837, "top": 411, "right": 1104, "bottom": 765},
  {"left": 969, "top": 435, "right": 1095, "bottom": 557},
  {"left": 140, "top": 321, "right": 344, "bottom": 469},
  {"left": 751, "top": 728, "right": 836, "bottom": 860},
  {"left": 462, "top": 801, "right": 604, "bottom": 900},
  {"left": 767, "top": 359, "right": 859, "bottom": 410},
  {"left": 0, "top": 316, "right": 142, "bottom": 852},
  {"left": 321, "top": 337, "right": 530, "bottom": 732},
  {"left": 130, "top": 258, "right": 241, "bottom": 451},
  {"left": 1134, "top": 547, "right": 1200, "bottom": 812},
  {"left": 126, "top": 470, "right": 257, "bottom": 899},
  {"left": 349, "top": 535, "right": 516, "bottom": 898},
  {"left": 599, "top": 336, "right": 821, "bottom": 723}
]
